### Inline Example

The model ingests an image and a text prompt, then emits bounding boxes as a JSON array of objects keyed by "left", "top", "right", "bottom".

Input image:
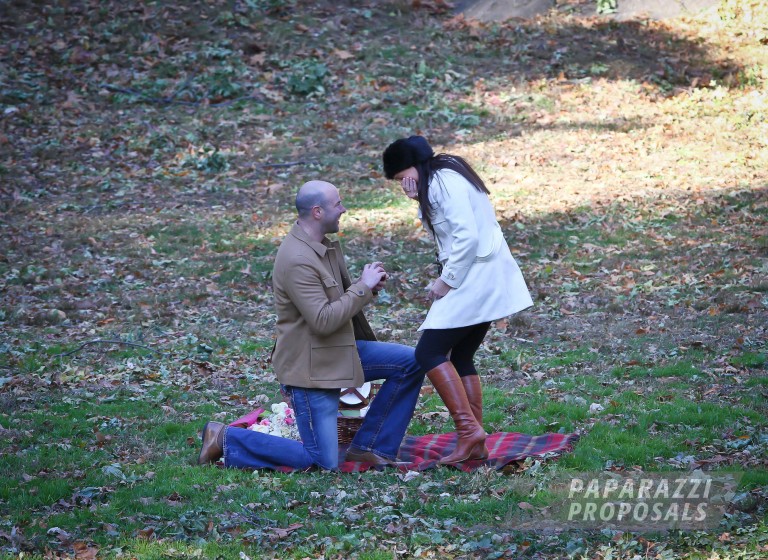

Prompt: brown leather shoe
[
  {"left": 345, "top": 448, "right": 408, "bottom": 467},
  {"left": 197, "top": 422, "right": 225, "bottom": 465}
]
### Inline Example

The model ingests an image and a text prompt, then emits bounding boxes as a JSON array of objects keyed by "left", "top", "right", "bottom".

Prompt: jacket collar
[{"left": 289, "top": 222, "right": 336, "bottom": 257}]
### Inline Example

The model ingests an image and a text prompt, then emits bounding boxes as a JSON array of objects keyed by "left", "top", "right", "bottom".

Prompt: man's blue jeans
[
  {"left": 223, "top": 340, "right": 424, "bottom": 470},
  {"left": 349, "top": 340, "right": 425, "bottom": 460},
  {"left": 224, "top": 386, "right": 339, "bottom": 470}
]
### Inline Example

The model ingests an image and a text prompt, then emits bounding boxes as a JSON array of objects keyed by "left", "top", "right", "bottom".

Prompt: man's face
[{"left": 319, "top": 188, "right": 346, "bottom": 234}]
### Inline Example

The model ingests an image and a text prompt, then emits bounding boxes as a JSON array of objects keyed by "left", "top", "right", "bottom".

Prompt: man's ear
[{"left": 311, "top": 205, "right": 322, "bottom": 220}]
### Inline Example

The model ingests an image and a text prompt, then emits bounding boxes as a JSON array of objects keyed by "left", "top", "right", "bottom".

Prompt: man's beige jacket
[{"left": 271, "top": 223, "right": 377, "bottom": 389}]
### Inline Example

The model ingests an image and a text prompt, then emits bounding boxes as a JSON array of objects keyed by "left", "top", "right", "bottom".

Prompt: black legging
[{"left": 415, "top": 322, "right": 491, "bottom": 377}]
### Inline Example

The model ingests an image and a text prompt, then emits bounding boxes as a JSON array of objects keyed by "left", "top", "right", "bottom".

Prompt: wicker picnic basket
[
  {"left": 337, "top": 382, "right": 380, "bottom": 444},
  {"left": 280, "top": 382, "right": 381, "bottom": 445}
]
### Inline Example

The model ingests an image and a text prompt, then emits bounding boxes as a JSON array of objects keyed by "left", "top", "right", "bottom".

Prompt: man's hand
[
  {"left": 360, "top": 262, "right": 387, "bottom": 291},
  {"left": 371, "top": 261, "right": 388, "bottom": 292},
  {"left": 428, "top": 277, "right": 452, "bottom": 300}
]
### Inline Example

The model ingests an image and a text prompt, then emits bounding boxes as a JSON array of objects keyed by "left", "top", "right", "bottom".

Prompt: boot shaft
[{"left": 460, "top": 374, "right": 483, "bottom": 426}]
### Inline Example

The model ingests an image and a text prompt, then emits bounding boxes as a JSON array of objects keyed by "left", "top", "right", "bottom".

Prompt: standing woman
[{"left": 383, "top": 136, "right": 533, "bottom": 463}]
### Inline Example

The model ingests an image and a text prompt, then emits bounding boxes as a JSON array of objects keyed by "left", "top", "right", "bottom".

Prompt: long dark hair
[{"left": 414, "top": 154, "right": 490, "bottom": 233}]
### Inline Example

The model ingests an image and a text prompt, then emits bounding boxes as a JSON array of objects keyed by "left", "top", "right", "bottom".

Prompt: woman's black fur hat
[{"left": 382, "top": 135, "right": 435, "bottom": 179}]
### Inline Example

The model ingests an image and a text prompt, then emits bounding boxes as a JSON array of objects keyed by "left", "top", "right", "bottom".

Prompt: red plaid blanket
[
  {"left": 228, "top": 409, "right": 578, "bottom": 473},
  {"left": 345, "top": 431, "right": 579, "bottom": 473}
]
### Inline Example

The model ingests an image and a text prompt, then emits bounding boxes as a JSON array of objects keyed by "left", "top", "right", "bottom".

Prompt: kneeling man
[{"left": 197, "top": 180, "right": 425, "bottom": 469}]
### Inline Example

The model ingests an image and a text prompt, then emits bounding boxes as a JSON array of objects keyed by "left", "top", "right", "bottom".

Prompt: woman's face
[{"left": 394, "top": 167, "right": 419, "bottom": 200}]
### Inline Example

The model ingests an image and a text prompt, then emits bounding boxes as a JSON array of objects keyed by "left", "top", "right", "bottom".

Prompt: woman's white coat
[{"left": 418, "top": 169, "right": 533, "bottom": 331}]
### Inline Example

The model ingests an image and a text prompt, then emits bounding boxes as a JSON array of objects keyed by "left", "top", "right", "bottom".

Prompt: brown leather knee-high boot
[
  {"left": 461, "top": 374, "right": 484, "bottom": 426},
  {"left": 427, "top": 362, "right": 487, "bottom": 463}
]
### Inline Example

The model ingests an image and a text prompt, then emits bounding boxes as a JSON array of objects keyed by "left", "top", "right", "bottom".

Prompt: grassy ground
[{"left": 1, "top": 0, "right": 767, "bottom": 558}]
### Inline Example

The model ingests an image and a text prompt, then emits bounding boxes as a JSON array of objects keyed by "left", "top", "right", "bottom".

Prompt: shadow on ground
[{"left": 0, "top": 0, "right": 748, "bottom": 214}]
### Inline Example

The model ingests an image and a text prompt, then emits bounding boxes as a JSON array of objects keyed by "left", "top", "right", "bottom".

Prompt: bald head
[
  {"left": 295, "top": 180, "right": 346, "bottom": 240},
  {"left": 296, "top": 180, "right": 336, "bottom": 218}
]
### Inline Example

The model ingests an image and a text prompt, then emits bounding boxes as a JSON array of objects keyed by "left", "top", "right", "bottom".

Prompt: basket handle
[{"left": 340, "top": 386, "right": 369, "bottom": 405}]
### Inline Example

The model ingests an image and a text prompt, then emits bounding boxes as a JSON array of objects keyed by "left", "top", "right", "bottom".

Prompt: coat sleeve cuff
[
  {"left": 347, "top": 281, "right": 373, "bottom": 301},
  {"left": 440, "top": 266, "right": 469, "bottom": 288}
]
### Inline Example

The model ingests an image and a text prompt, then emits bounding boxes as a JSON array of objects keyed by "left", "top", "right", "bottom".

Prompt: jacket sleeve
[
  {"left": 282, "top": 257, "right": 373, "bottom": 336},
  {"left": 433, "top": 173, "right": 479, "bottom": 288},
  {"left": 333, "top": 243, "right": 378, "bottom": 341}
]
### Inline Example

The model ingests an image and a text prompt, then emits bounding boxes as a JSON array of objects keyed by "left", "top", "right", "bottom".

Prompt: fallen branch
[
  {"left": 258, "top": 160, "right": 318, "bottom": 169},
  {"left": 55, "top": 339, "right": 163, "bottom": 358}
]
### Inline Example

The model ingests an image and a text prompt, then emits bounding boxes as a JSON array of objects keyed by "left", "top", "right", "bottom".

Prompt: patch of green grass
[
  {"left": 498, "top": 348, "right": 528, "bottom": 371},
  {"left": 548, "top": 393, "right": 762, "bottom": 471},
  {"left": 419, "top": 494, "right": 515, "bottom": 523},
  {"left": 115, "top": 540, "right": 263, "bottom": 560},
  {"left": 483, "top": 386, "right": 531, "bottom": 428},
  {"left": 654, "top": 398, "right": 754, "bottom": 429},
  {"left": 387, "top": 103, "right": 422, "bottom": 119},
  {"left": 744, "top": 375, "right": 768, "bottom": 388},
  {"left": 731, "top": 352, "right": 766, "bottom": 369},
  {"left": 145, "top": 223, "right": 206, "bottom": 254},
  {"left": 542, "top": 347, "right": 599, "bottom": 368},
  {"left": 492, "top": 389, "right": 588, "bottom": 435},
  {"left": 239, "top": 339, "right": 271, "bottom": 355},
  {"left": 24, "top": 353, "right": 55, "bottom": 374},
  {"left": 652, "top": 361, "right": 704, "bottom": 378},
  {"left": 741, "top": 470, "right": 768, "bottom": 490},
  {"left": 614, "top": 360, "right": 703, "bottom": 379},
  {"left": 345, "top": 189, "right": 403, "bottom": 214},
  {"left": 559, "top": 423, "right": 681, "bottom": 470}
]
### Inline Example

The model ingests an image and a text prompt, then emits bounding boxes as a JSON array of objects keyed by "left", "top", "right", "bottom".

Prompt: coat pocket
[
  {"left": 321, "top": 276, "right": 342, "bottom": 300},
  {"left": 474, "top": 226, "right": 504, "bottom": 262},
  {"left": 309, "top": 343, "right": 357, "bottom": 381}
]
